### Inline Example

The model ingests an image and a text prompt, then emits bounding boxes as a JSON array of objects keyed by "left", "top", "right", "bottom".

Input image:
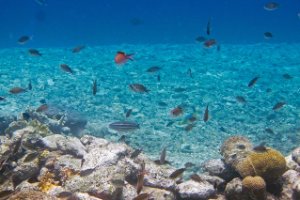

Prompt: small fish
[
  {"left": 203, "top": 105, "right": 209, "bottom": 122},
  {"left": 217, "top": 45, "right": 221, "bottom": 52},
  {"left": 190, "top": 174, "right": 203, "bottom": 182},
  {"left": 146, "top": 66, "right": 161, "bottom": 73},
  {"left": 169, "top": 168, "right": 186, "bottom": 179},
  {"left": 136, "top": 161, "right": 146, "bottom": 194},
  {"left": 36, "top": 104, "right": 48, "bottom": 112},
  {"left": 266, "top": 88, "right": 272, "bottom": 93},
  {"left": 129, "top": 84, "right": 150, "bottom": 93},
  {"left": 184, "top": 123, "right": 196, "bottom": 132},
  {"left": 195, "top": 36, "right": 206, "bottom": 43},
  {"left": 0, "top": 96, "right": 5, "bottom": 101},
  {"left": 22, "top": 112, "right": 31, "bottom": 121},
  {"left": 248, "top": 76, "right": 260, "bottom": 87},
  {"left": 109, "top": 121, "right": 140, "bottom": 132},
  {"left": 174, "top": 87, "right": 187, "bottom": 93},
  {"left": 157, "top": 74, "right": 161, "bottom": 82},
  {"left": 184, "top": 162, "right": 195, "bottom": 168},
  {"left": 92, "top": 79, "right": 97, "bottom": 96},
  {"left": 273, "top": 102, "right": 285, "bottom": 110},
  {"left": 158, "top": 101, "right": 168, "bottom": 107},
  {"left": 28, "top": 80, "right": 32, "bottom": 90},
  {"left": 206, "top": 18, "right": 211, "bottom": 35},
  {"left": 130, "top": 18, "right": 143, "bottom": 26},
  {"left": 187, "top": 68, "right": 193, "bottom": 78},
  {"left": 253, "top": 142, "right": 267, "bottom": 152},
  {"left": 133, "top": 193, "right": 150, "bottom": 200},
  {"left": 236, "top": 96, "right": 246, "bottom": 103},
  {"left": 114, "top": 51, "right": 133, "bottom": 64},
  {"left": 60, "top": 64, "right": 73, "bottom": 74},
  {"left": 264, "top": 32, "right": 273, "bottom": 39},
  {"left": 171, "top": 106, "right": 183, "bottom": 117},
  {"left": 23, "top": 152, "right": 40, "bottom": 162},
  {"left": 18, "top": 36, "right": 30, "bottom": 44},
  {"left": 28, "top": 49, "right": 42, "bottom": 56},
  {"left": 131, "top": 149, "right": 143, "bottom": 159},
  {"left": 125, "top": 109, "right": 133, "bottom": 118},
  {"left": 9, "top": 87, "right": 26, "bottom": 94},
  {"left": 204, "top": 39, "right": 217, "bottom": 48},
  {"left": 72, "top": 45, "right": 85, "bottom": 53},
  {"left": 282, "top": 73, "right": 293, "bottom": 80},
  {"left": 159, "top": 147, "right": 167, "bottom": 164},
  {"left": 166, "top": 121, "right": 174, "bottom": 127},
  {"left": 264, "top": 2, "right": 279, "bottom": 11},
  {"left": 265, "top": 128, "right": 274, "bottom": 134}
]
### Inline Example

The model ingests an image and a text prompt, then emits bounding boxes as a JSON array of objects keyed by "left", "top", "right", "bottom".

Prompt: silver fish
[{"left": 109, "top": 121, "right": 140, "bottom": 132}]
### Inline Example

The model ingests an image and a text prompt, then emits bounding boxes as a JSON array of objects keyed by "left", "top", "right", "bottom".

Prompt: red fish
[
  {"left": 204, "top": 39, "right": 217, "bottom": 48},
  {"left": 171, "top": 106, "right": 183, "bottom": 117},
  {"left": 9, "top": 87, "right": 26, "bottom": 94},
  {"left": 114, "top": 51, "right": 133, "bottom": 64}
]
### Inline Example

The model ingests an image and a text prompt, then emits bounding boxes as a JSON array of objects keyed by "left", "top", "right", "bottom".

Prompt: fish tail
[{"left": 126, "top": 54, "right": 134, "bottom": 61}]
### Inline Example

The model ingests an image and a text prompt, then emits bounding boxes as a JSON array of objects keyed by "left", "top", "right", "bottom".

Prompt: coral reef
[{"left": 242, "top": 176, "right": 266, "bottom": 200}]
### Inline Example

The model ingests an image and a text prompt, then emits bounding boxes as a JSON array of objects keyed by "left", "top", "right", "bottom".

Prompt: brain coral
[{"left": 242, "top": 176, "right": 266, "bottom": 200}]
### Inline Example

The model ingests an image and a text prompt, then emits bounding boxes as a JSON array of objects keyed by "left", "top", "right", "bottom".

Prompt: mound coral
[
  {"left": 236, "top": 148, "right": 287, "bottom": 183},
  {"left": 242, "top": 176, "right": 266, "bottom": 200}
]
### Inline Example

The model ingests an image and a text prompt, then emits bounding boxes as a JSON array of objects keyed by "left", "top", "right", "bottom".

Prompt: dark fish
[
  {"left": 23, "top": 152, "right": 40, "bottom": 162},
  {"left": 109, "top": 121, "right": 140, "bottom": 132},
  {"left": 157, "top": 74, "right": 161, "bottom": 82},
  {"left": 187, "top": 68, "right": 193, "bottom": 78},
  {"left": 264, "top": 2, "right": 279, "bottom": 11},
  {"left": 136, "top": 161, "right": 146, "bottom": 194},
  {"left": 133, "top": 193, "right": 150, "bottom": 200},
  {"left": 57, "top": 192, "right": 74, "bottom": 198},
  {"left": 195, "top": 36, "right": 206, "bottom": 43},
  {"left": 129, "top": 84, "right": 150, "bottom": 93},
  {"left": 184, "top": 123, "right": 196, "bottom": 132},
  {"left": 190, "top": 174, "right": 203, "bottom": 182},
  {"left": 60, "top": 64, "right": 73, "bottom": 74},
  {"left": 204, "top": 39, "right": 217, "bottom": 48},
  {"left": 169, "top": 168, "right": 185, "bottom": 179},
  {"left": 22, "top": 112, "right": 31, "bottom": 121},
  {"left": 265, "top": 128, "right": 274, "bottom": 134},
  {"left": 146, "top": 66, "right": 161, "bottom": 73},
  {"left": 217, "top": 45, "right": 221, "bottom": 52},
  {"left": 40, "top": 99, "right": 47, "bottom": 104},
  {"left": 36, "top": 104, "right": 48, "bottom": 112},
  {"left": 0, "top": 96, "right": 5, "bottom": 101},
  {"left": 264, "top": 32, "right": 273, "bottom": 39},
  {"left": 12, "top": 135, "right": 24, "bottom": 155},
  {"left": 273, "top": 102, "right": 285, "bottom": 110},
  {"left": 118, "top": 135, "right": 126, "bottom": 143},
  {"left": 236, "top": 96, "right": 246, "bottom": 103},
  {"left": 72, "top": 45, "right": 85, "bottom": 53},
  {"left": 248, "top": 76, "right": 260, "bottom": 87},
  {"left": 28, "top": 49, "right": 42, "bottom": 56},
  {"left": 283, "top": 73, "right": 292, "bottom": 79},
  {"left": 125, "top": 109, "right": 133, "bottom": 118},
  {"left": 130, "top": 18, "right": 143, "bottom": 26},
  {"left": 253, "top": 142, "right": 267, "bottom": 152},
  {"left": 18, "top": 36, "right": 30, "bottom": 44},
  {"left": 158, "top": 101, "right": 168, "bottom": 107},
  {"left": 206, "top": 18, "right": 211, "bottom": 35},
  {"left": 203, "top": 105, "right": 209, "bottom": 122},
  {"left": 266, "top": 88, "right": 272, "bottom": 93},
  {"left": 184, "top": 162, "right": 195, "bottom": 168},
  {"left": 171, "top": 106, "right": 183, "bottom": 117},
  {"left": 92, "top": 79, "right": 97, "bottom": 96},
  {"left": 130, "top": 149, "right": 142, "bottom": 159},
  {"left": 28, "top": 80, "right": 32, "bottom": 90},
  {"left": 166, "top": 121, "right": 174, "bottom": 127},
  {"left": 174, "top": 87, "right": 187, "bottom": 93},
  {"left": 9, "top": 87, "right": 26, "bottom": 94}
]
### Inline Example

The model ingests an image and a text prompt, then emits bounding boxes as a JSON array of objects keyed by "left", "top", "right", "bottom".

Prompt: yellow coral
[
  {"left": 38, "top": 171, "right": 58, "bottom": 192},
  {"left": 242, "top": 176, "right": 266, "bottom": 200},
  {"left": 236, "top": 148, "right": 286, "bottom": 183}
]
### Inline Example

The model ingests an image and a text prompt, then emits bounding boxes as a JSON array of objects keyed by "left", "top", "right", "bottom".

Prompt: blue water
[{"left": 0, "top": 0, "right": 300, "bottom": 167}]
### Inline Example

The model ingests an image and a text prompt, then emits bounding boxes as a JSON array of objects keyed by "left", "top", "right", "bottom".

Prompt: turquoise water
[{"left": 1, "top": 43, "right": 299, "bottom": 167}]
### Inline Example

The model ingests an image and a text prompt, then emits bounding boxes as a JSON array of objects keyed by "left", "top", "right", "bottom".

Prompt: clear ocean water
[{"left": 0, "top": 0, "right": 300, "bottom": 168}]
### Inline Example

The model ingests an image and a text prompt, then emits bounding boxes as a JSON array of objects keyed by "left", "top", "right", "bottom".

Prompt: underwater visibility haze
[{"left": 1, "top": 0, "right": 300, "bottom": 182}]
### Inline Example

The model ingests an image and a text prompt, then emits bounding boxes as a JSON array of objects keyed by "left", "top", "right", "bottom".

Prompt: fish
[
  {"left": 236, "top": 96, "right": 246, "bottom": 103},
  {"left": 130, "top": 18, "right": 143, "bottom": 26},
  {"left": 0, "top": 96, "right": 5, "bottom": 101},
  {"left": 169, "top": 168, "right": 186, "bottom": 179},
  {"left": 203, "top": 105, "right": 209, "bottom": 122},
  {"left": 185, "top": 113, "right": 197, "bottom": 123},
  {"left": 184, "top": 162, "right": 195, "bottom": 168},
  {"left": 248, "top": 76, "right": 260, "bottom": 87},
  {"left": 92, "top": 79, "right": 97, "bottom": 96},
  {"left": 158, "top": 101, "right": 168, "bottom": 107},
  {"left": 23, "top": 152, "right": 40, "bottom": 162},
  {"left": 9, "top": 87, "right": 26, "bottom": 94},
  {"left": 204, "top": 39, "right": 217, "bottom": 48},
  {"left": 184, "top": 123, "right": 196, "bottom": 132},
  {"left": 109, "top": 121, "right": 140, "bottom": 132},
  {"left": 190, "top": 174, "right": 203, "bottom": 182},
  {"left": 159, "top": 147, "right": 167, "bottom": 164},
  {"left": 157, "top": 74, "right": 161, "bottom": 82},
  {"left": 18, "top": 36, "right": 30, "bottom": 44},
  {"left": 265, "top": 128, "right": 274, "bottom": 134},
  {"left": 253, "top": 142, "right": 267, "bottom": 152},
  {"left": 36, "top": 104, "right": 48, "bottom": 112},
  {"left": 146, "top": 66, "right": 161, "bottom": 73},
  {"left": 282, "top": 73, "right": 293, "bottom": 79},
  {"left": 118, "top": 135, "right": 126, "bottom": 143},
  {"left": 125, "top": 109, "right": 133, "bottom": 118},
  {"left": 130, "top": 149, "right": 143, "bottom": 159},
  {"left": 129, "top": 84, "right": 150, "bottom": 93},
  {"left": 174, "top": 87, "right": 187, "bottom": 93},
  {"left": 187, "top": 68, "right": 193, "bottom": 78},
  {"left": 264, "top": 32, "right": 273, "bottom": 39},
  {"left": 133, "top": 193, "right": 150, "bottom": 200},
  {"left": 266, "top": 88, "right": 272, "bottom": 93},
  {"left": 171, "top": 106, "right": 183, "bottom": 117},
  {"left": 28, "top": 49, "right": 42, "bottom": 56},
  {"left": 114, "top": 51, "right": 133, "bottom": 64},
  {"left": 136, "top": 161, "right": 146, "bottom": 194},
  {"left": 217, "top": 45, "right": 221, "bottom": 52},
  {"left": 28, "top": 80, "right": 32, "bottom": 90},
  {"left": 166, "top": 121, "right": 174, "bottom": 127},
  {"left": 60, "top": 64, "right": 73, "bottom": 74},
  {"left": 273, "top": 102, "right": 285, "bottom": 110},
  {"left": 72, "top": 45, "right": 85, "bottom": 53},
  {"left": 264, "top": 2, "right": 279, "bottom": 11},
  {"left": 206, "top": 18, "right": 211, "bottom": 35},
  {"left": 195, "top": 36, "right": 206, "bottom": 43},
  {"left": 22, "top": 112, "right": 31, "bottom": 121}
]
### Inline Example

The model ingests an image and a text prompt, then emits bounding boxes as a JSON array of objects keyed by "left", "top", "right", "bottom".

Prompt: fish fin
[{"left": 126, "top": 54, "right": 134, "bottom": 61}]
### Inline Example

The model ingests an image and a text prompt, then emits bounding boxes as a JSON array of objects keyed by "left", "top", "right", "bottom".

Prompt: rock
[
  {"left": 4, "top": 120, "right": 27, "bottom": 136},
  {"left": 7, "top": 190, "right": 57, "bottom": 200},
  {"left": 176, "top": 180, "right": 216, "bottom": 200},
  {"left": 0, "top": 179, "right": 14, "bottom": 199},
  {"left": 0, "top": 115, "right": 16, "bottom": 135},
  {"left": 56, "top": 155, "right": 82, "bottom": 172},
  {"left": 282, "top": 170, "right": 300, "bottom": 185},
  {"left": 76, "top": 192, "right": 103, "bottom": 200},
  {"left": 292, "top": 147, "right": 300, "bottom": 165},
  {"left": 286, "top": 155, "right": 300, "bottom": 172},
  {"left": 224, "top": 177, "right": 244, "bottom": 200},
  {"left": 80, "top": 135, "right": 109, "bottom": 152},
  {"left": 197, "top": 173, "right": 226, "bottom": 191},
  {"left": 279, "top": 170, "right": 300, "bottom": 200},
  {"left": 202, "top": 159, "right": 237, "bottom": 181},
  {"left": 42, "top": 134, "right": 65, "bottom": 150},
  {"left": 15, "top": 180, "right": 39, "bottom": 192}
]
